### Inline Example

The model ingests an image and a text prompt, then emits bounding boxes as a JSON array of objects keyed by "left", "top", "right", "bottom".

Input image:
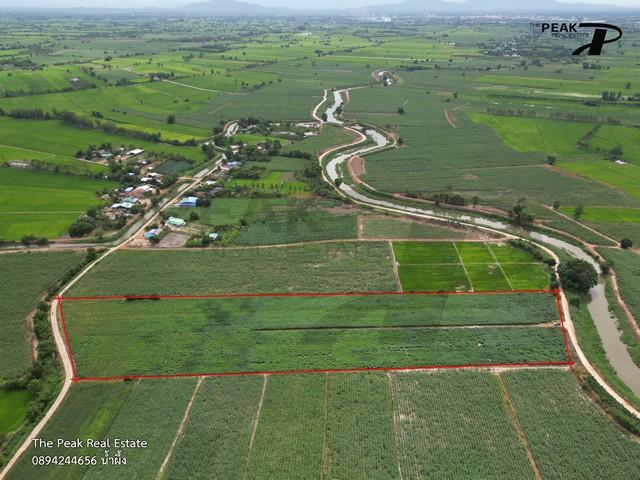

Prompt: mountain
[
  {"left": 182, "top": 0, "right": 285, "bottom": 15},
  {"left": 362, "top": 0, "right": 634, "bottom": 14}
]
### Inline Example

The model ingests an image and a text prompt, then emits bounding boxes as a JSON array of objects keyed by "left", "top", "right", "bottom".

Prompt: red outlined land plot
[{"left": 57, "top": 289, "right": 573, "bottom": 382}]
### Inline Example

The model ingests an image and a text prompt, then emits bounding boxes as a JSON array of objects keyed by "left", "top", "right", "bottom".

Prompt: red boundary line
[
  {"left": 60, "top": 288, "right": 557, "bottom": 302},
  {"left": 58, "top": 289, "right": 574, "bottom": 383},
  {"left": 56, "top": 295, "right": 78, "bottom": 382}
]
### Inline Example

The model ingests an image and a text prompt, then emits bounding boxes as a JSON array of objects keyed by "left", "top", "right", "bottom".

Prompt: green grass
[
  {"left": 590, "top": 125, "right": 640, "bottom": 163},
  {"left": 560, "top": 160, "right": 640, "bottom": 202},
  {"left": 0, "top": 389, "right": 31, "bottom": 434},
  {"left": 0, "top": 169, "right": 117, "bottom": 240},
  {"left": 468, "top": 113, "right": 590, "bottom": 156},
  {"left": 559, "top": 206, "right": 640, "bottom": 224},
  {"left": 67, "top": 242, "right": 397, "bottom": 296},
  {"left": 392, "top": 242, "right": 551, "bottom": 292},
  {"left": 503, "top": 370, "right": 640, "bottom": 479},
  {"left": 282, "top": 124, "right": 355, "bottom": 157},
  {"left": 63, "top": 293, "right": 564, "bottom": 377},
  {"left": 227, "top": 170, "right": 307, "bottom": 194},
  {"left": 0, "top": 250, "right": 84, "bottom": 379}
]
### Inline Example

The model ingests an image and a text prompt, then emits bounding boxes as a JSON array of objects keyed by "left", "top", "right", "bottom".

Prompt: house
[
  {"left": 208, "top": 233, "right": 219, "bottom": 241},
  {"left": 144, "top": 228, "right": 160, "bottom": 239},
  {"left": 131, "top": 185, "right": 156, "bottom": 197},
  {"left": 166, "top": 217, "right": 186, "bottom": 227},
  {"left": 123, "top": 196, "right": 139, "bottom": 204},
  {"left": 110, "top": 201, "right": 135, "bottom": 211},
  {"left": 124, "top": 186, "right": 134, "bottom": 193},
  {"left": 178, "top": 196, "right": 198, "bottom": 208},
  {"left": 127, "top": 148, "right": 144, "bottom": 156}
]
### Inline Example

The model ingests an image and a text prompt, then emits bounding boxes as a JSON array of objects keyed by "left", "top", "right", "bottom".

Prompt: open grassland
[
  {"left": 502, "top": 370, "right": 640, "bottom": 479},
  {"left": 558, "top": 206, "right": 640, "bottom": 242},
  {"left": 62, "top": 292, "right": 564, "bottom": 377},
  {"left": 0, "top": 389, "right": 30, "bottom": 435},
  {"left": 589, "top": 125, "right": 640, "bottom": 164},
  {"left": 0, "top": 169, "right": 116, "bottom": 240},
  {"left": 468, "top": 113, "right": 589, "bottom": 156},
  {"left": 67, "top": 242, "right": 397, "bottom": 296},
  {"left": 392, "top": 241, "right": 551, "bottom": 292},
  {"left": 281, "top": 125, "right": 355, "bottom": 157},
  {"left": 0, "top": 250, "right": 84, "bottom": 379},
  {"left": 559, "top": 160, "right": 640, "bottom": 202},
  {"left": 12, "top": 370, "right": 638, "bottom": 479}
]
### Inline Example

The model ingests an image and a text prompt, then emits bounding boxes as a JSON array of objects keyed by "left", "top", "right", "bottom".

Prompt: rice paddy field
[
  {"left": 392, "top": 241, "right": 551, "bottom": 292},
  {"left": 0, "top": 168, "right": 117, "bottom": 240},
  {"left": 8, "top": 370, "right": 640, "bottom": 479}
]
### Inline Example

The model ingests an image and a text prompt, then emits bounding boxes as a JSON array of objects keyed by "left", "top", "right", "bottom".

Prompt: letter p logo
[{"left": 573, "top": 23, "right": 622, "bottom": 55}]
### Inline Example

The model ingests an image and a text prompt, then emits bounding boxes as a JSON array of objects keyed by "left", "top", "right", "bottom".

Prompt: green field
[
  {"left": 361, "top": 214, "right": 487, "bottom": 240},
  {"left": 560, "top": 160, "right": 640, "bottom": 202},
  {"left": 67, "top": 242, "right": 397, "bottom": 296},
  {"left": 468, "top": 113, "right": 589, "bottom": 156},
  {"left": 0, "top": 389, "right": 31, "bottom": 434},
  {"left": 0, "top": 250, "right": 84, "bottom": 379},
  {"left": 62, "top": 292, "right": 563, "bottom": 377},
  {"left": 392, "top": 241, "right": 551, "bottom": 292},
  {"left": 0, "top": 168, "right": 117, "bottom": 240},
  {"left": 10, "top": 370, "right": 640, "bottom": 479}
]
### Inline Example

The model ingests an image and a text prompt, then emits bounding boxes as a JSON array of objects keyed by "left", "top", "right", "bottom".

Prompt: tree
[
  {"left": 472, "top": 196, "right": 480, "bottom": 207},
  {"left": 573, "top": 205, "right": 584, "bottom": 220},
  {"left": 620, "top": 238, "right": 633, "bottom": 249},
  {"left": 397, "top": 107, "right": 404, "bottom": 115},
  {"left": 334, "top": 178, "right": 343, "bottom": 188},
  {"left": 553, "top": 200, "right": 561, "bottom": 210},
  {"left": 508, "top": 200, "right": 534, "bottom": 227},
  {"left": 546, "top": 155, "right": 556, "bottom": 165},
  {"left": 189, "top": 211, "right": 200, "bottom": 221},
  {"left": 558, "top": 259, "right": 598, "bottom": 293},
  {"left": 166, "top": 115, "right": 176, "bottom": 124}
]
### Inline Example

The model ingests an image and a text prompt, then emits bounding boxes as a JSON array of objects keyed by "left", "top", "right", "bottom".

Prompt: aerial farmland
[{"left": 1, "top": 2, "right": 640, "bottom": 479}]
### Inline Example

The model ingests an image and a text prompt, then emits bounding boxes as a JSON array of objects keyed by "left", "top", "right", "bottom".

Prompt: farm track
[
  {"left": 0, "top": 156, "right": 223, "bottom": 480},
  {"left": 315, "top": 72, "right": 640, "bottom": 421}
]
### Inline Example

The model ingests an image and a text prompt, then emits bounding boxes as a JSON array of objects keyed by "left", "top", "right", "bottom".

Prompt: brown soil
[{"left": 348, "top": 156, "right": 366, "bottom": 184}]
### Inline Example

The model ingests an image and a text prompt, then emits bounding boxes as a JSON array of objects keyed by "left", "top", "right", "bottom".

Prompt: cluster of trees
[
  {"left": 508, "top": 199, "right": 534, "bottom": 227},
  {"left": 430, "top": 192, "right": 465, "bottom": 207}
]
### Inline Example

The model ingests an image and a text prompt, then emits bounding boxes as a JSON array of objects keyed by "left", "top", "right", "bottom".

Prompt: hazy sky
[{"left": 0, "top": 0, "right": 638, "bottom": 9}]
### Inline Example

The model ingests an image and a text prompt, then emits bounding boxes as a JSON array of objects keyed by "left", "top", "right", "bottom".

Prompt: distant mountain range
[{"left": 181, "top": 0, "right": 637, "bottom": 16}]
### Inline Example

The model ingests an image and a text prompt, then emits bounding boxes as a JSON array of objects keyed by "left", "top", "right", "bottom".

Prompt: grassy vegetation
[
  {"left": 67, "top": 242, "right": 397, "bottom": 296},
  {"left": 392, "top": 241, "right": 551, "bottom": 292},
  {"left": 63, "top": 293, "right": 565, "bottom": 377},
  {"left": 361, "top": 214, "right": 487, "bottom": 240},
  {"left": 0, "top": 389, "right": 30, "bottom": 435},
  {"left": 0, "top": 169, "right": 117, "bottom": 240},
  {"left": 559, "top": 160, "right": 640, "bottom": 202},
  {"left": 0, "top": 250, "right": 84, "bottom": 379},
  {"left": 598, "top": 248, "right": 640, "bottom": 325}
]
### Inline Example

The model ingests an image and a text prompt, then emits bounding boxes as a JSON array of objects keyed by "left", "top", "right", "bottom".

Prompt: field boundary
[{"left": 57, "top": 289, "right": 573, "bottom": 383}]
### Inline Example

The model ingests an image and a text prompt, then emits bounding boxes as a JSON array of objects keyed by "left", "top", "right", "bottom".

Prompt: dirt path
[
  {"left": 162, "top": 79, "right": 241, "bottom": 95},
  {"left": 444, "top": 109, "right": 458, "bottom": 128},
  {"left": 544, "top": 205, "right": 616, "bottom": 244},
  {"left": 386, "top": 373, "right": 404, "bottom": 480},
  {"left": 348, "top": 156, "right": 366, "bottom": 184},
  {"left": 242, "top": 374, "right": 268, "bottom": 480},
  {"left": 496, "top": 374, "right": 542, "bottom": 480},
  {"left": 156, "top": 377, "right": 203, "bottom": 479},
  {"left": 388, "top": 241, "right": 403, "bottom": 293}
]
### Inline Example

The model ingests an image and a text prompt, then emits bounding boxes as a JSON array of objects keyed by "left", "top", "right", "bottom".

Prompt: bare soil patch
[
  {"left": 348, "top": 156, "right": 366, "bottom": 184},
  {"left": 157, "top": 232, "right": 189, "bottom": 248}
]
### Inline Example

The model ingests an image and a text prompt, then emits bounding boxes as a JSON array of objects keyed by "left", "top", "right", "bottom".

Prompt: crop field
[
  {"left": 0, "top": 250, "right": 84, "bottom": 379},
  {"left": 559, "top": 160, "right": 640, "bottom": 203},
  {"left": 66, "top": 242, "right": 397, "bottom": 296},
  {"left": 60, "top": 291, "right": 565, "bottom": 377},
  {"left": 392, "top": 241, "right": 551, "bottom": 292},
  {"left": 12, "top": 370, "right": 639, "bottom": 479},
  {"left": 0, "top": 169, "right": 117, "bottom": 240},
  {"left": 360, "top": 215, "right": 489, "bottom": 240},
  {"left": 502, "top": 370, "right": 640, "bottom": 479}
]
